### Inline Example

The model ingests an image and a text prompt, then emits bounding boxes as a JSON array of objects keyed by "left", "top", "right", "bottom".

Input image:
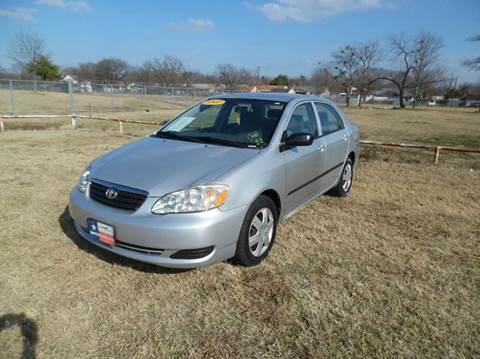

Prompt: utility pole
[{"left": 256, "top": 66, "right": 260, "bottom": 86}]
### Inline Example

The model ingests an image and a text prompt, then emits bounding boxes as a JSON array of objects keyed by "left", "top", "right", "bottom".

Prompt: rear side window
[
  {"left": 315, "top": 103, "right": 344, "bottom": 136},
  {"left": 286, "top": 103, "right": 318, "bottom": 137}
]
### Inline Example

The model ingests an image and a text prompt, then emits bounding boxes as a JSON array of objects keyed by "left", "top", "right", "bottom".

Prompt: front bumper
[{"left": 69, "top": 188, "right": 247, "bottom": 268}]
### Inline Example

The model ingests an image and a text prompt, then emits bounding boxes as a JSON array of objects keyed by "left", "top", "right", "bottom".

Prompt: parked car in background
[{"left": 69, "top": 93, "right": 360, "bottom": 268}]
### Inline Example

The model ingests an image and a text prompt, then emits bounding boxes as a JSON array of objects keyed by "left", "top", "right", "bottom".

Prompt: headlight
[
  {"left": 151, "top": 184, "right": 230, "bottom": 214},
  {"left": 78, "top": 169, "right": 91, "bottom": 193}
]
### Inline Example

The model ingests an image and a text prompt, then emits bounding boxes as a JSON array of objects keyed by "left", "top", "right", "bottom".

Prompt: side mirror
[
  {"left": 282, "top": 133, "right": 313, "bottom": 151},
  {"left": 161, "top": 119, "right": 170, "bottom": 127}
]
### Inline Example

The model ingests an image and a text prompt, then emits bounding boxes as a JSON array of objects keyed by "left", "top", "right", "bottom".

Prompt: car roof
[{"left": 211, "top": 92, "right": 324, "bottom": 103}]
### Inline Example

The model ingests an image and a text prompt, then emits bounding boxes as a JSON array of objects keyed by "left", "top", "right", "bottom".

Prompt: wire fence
[
  {"left": 1, "top": 79, "right": 471, "bottom": 117},
  {"left": 0, "top": 79, "right": 229, "bottom": 115},
  {"left": 0, "top": 79, "right": 386, "bottom": 116}
]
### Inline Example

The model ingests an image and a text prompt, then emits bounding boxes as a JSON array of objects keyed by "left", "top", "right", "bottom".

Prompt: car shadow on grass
[
  {"left": 58, "top": 206, "right": 190, "bottom": 275},
  {"left": 0, "top": 313, "right": 38, "bottom": 359}
]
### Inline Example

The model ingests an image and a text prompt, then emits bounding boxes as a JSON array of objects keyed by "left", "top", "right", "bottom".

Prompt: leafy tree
[
  {"left": 270, "top": 74, "right": 289, "bottom": 86},
  {"left": 27, "top": 56, "right": 61, "bottom": 80}
]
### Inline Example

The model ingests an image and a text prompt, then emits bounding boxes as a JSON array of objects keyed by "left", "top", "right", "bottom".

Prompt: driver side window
[{"left": 286, "top": 103, "right": 318, "bottom": 138}]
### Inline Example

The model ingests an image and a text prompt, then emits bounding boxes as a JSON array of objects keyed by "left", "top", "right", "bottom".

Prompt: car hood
[{"left": 90, "top": 137, "right": 259, "bottom": 196}]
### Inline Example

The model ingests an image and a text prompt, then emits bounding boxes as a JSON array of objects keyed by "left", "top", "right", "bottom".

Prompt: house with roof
[
  {"left": 233, "top": 84, "right": 291, "bottom": 93},
  {"left": 62, "top": 74, "right": 77, "bottom": 84}
]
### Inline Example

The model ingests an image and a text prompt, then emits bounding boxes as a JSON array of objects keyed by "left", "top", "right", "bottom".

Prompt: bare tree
[
  {"left": 329, "top": 45, "right": 358, "bottom": 106},
  {"left": 411, "top": 33, "right": 443, "bottom": 107},
  {"left": 237, "top": 67, "right": 254, "bottom": 85},
  {"left": 71, "top": 62, "right": 96, "bottom": 81},
  {"left": 374, "top": 33, "right": 443, "bottom": 108},
  {"left": 311, "top": 66, "right": 342, "bottom": 94},
  {"left": 94, "top": 58, "right": 129, "bottom": 83},
  {"left": 316, "top": 41, "right": 380, "bottom": 106},
  {"left": 353, "top": 41, "right": 380, "bottom": 106},
  {"left": 139, "top": 56, "right": 186, "bottom": 86},
  {"left": 7, "top": 30, "right": 45, "bottom": 83},
  {"left": 158, "top": 55, "right": 186, "bottom": 86},
  {"left": 377, "top": 34, "right": 415, "bottom": 108},
  {"left": 463, "top": 35, "right": 480, "bottom": 71},
  {"left": 216, "top": 64, "right": 241, "bottom": 90}
]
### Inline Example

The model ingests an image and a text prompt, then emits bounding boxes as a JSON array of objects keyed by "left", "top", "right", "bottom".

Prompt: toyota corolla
[{"left": 69, "top": 93, "right": 360, "bottom": 268}]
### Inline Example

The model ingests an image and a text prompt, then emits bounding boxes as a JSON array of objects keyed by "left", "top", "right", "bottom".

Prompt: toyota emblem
[{"left": 105, "top": 187, "right": 119, "bottom": 199}]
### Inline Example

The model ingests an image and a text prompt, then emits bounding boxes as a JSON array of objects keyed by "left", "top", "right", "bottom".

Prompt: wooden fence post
[
  {"left": 71, "top": 113, "right": 76, "bottom": 128},
  {"left": 119, "top": 121, "right": 123, "bottom": 135},
  {"left": 434, "top": 146, "right": 440, "bottom": 164},
  {"left": 68, "top": 81, "right": 75, "bottom": 114},
  {"left": 9, "top": 80, "right": 15, "bottom": 115},
  {"left": 0, "top": 120, "right": 5, "bottom": 132}
]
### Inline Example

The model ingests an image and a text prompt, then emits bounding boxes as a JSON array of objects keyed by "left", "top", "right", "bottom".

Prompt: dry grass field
[
  {"left": 0, "top": 89, "right": 193, "bottom": 115},
  {"left": 0, "top": 94, "right": 479, "bottom": 358}
]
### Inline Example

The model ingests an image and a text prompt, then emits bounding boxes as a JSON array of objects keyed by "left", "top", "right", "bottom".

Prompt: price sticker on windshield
[{"left": 203, "top": 99, "right": 225, "bottom": 106}]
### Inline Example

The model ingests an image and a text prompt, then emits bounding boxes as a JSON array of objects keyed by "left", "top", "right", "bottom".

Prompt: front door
[{"left": 283, "top": 102, "right": 326, "bottom": 213}]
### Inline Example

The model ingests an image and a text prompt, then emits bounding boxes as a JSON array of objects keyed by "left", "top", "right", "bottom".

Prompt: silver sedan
[{"left": 69, "top": 93, "right": 360, "bottom": 268}]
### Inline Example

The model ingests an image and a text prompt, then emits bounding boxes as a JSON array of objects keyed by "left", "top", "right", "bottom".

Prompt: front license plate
[{"left": 87, "top": 219, "right": 116, "bottom": 246}]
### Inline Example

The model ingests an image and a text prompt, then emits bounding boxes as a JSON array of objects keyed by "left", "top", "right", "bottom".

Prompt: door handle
[
  {"left": 342, "top": 134, "right": 348, "bottom": 141},
  {"left": 317, "top": 144, "right": 326, "bottom": 152}
]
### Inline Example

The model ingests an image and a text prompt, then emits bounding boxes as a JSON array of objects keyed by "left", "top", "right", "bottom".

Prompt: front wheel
[
  {"left": 233, "top": 195, "right": 278, "bottom": 266},
  {"left": 328, "top": 158, "right": 354, "bottom": 197}
]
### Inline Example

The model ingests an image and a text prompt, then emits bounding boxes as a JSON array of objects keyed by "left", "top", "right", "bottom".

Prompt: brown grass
[
  {"left": 0, "top": 100, "right": 479, "bottom": 357},
  {"left": 0, "top": 89, "right": 193, "bottom": 115}
]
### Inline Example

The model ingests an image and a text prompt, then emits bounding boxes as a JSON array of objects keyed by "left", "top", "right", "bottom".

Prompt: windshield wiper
[
  {"left": 152, "top": 131, "right": 203, "bottom": 143},
  {"left": 189, "top": 136, "right": 253, "bottom": 148}
]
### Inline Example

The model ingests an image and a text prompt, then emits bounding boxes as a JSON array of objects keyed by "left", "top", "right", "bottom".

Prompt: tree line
[
  {"left": 314, "top": 33, "right": 449, "bottom": 108},
  {"left": 2, "top": 30, "right": 479, "bottom": 108}
]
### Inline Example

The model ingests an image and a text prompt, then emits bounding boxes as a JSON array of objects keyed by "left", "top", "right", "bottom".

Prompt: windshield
[{"left": 155, "top": 98, "right": 287, "bottom": 148}]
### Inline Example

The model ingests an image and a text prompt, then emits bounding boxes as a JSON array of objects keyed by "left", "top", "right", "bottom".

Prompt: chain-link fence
[
  {"left": 0, "top": 79, "right": 228, "bottom": 115},
  {"left": 1, "top": 78, "right": 432, "bottom": 115}
]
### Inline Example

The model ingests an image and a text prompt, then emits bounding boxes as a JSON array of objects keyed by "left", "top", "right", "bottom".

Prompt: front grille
[{"left": 89, "top": 180, "right": 148, "bottom": 211}]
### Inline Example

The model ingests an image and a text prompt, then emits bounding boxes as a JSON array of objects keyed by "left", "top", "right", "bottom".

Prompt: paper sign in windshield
[{"left": 203, "top": 99, "right": 225, "bottom": 106}]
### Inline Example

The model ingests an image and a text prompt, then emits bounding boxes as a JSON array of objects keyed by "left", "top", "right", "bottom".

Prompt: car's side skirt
[
  {"left": 282, "top": 161, "right": 346, "bottom": 220},
  {"left": 287, "top": 162, "right": 344, "bottom": 196}
]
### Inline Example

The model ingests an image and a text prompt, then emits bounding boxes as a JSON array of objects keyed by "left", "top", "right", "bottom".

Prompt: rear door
[
  {"left": 283, "top": 102, "right": 326, "bottom": 213},
  {"left": 314, "top": 102, "right": 349, "bottom": 191}
]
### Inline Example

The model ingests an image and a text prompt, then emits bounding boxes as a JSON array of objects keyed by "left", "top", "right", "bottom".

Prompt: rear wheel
[
  {"left": 233, "top": 195, "right": 278, "bottom": 266},
  {"left": 328, "top": 158, "right": 353, "bottom": 197}
]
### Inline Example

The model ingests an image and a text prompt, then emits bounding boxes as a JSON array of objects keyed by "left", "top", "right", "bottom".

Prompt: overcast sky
[{"left": 0, "top": 0, "right": 479, "bottom": 82}]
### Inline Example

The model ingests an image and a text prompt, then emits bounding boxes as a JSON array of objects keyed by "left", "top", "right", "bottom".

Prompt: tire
[
  {"left": 233, "top": 195, "right": 278, "bottom": 266},
  {"left": 328, "top": 158, "right": 354, "bottom": 197}
]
